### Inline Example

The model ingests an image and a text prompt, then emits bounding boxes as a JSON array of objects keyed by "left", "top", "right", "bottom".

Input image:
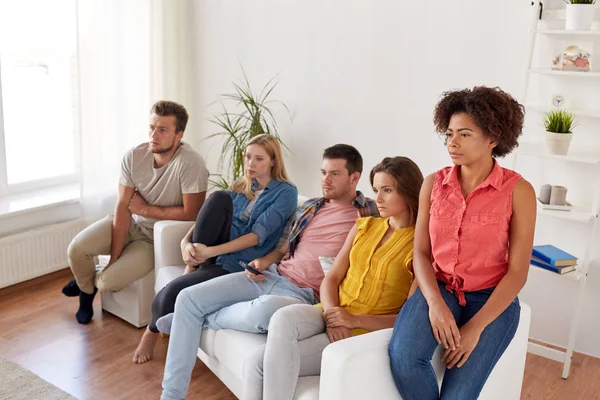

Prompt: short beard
[{"left": 151, "top": 140, "right": 178, "bottom": 155}]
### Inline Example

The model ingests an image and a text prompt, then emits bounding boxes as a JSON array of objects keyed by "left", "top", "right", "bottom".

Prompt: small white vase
[
  {"left": 546, "top": 131, "right": 573, "bottom": 155},
  {"left": 565, "top": 4, "right": 595, "bottom": 30}
]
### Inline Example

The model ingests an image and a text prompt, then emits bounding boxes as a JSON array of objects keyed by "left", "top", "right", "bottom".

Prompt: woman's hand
[
  {"left": 191, "top": 243, "right": 214, "bottom": 260},
  {"left": 428, "top": 300, "right": 461, "bottom": 350},
  {"left": 181, "top": 241, "right": 204, "bottom": 266},
  {"left": 323, "top": 307, "right": 357, "bottom": 329},
  {"left": 441, "top": 321, "right": 482, "bottom": 369},
  {"left": 326, "top": 326, "right": 351, "bottom": 343},
  {"left": 183, "top": 265, "right": 197, "bottom": 275}
]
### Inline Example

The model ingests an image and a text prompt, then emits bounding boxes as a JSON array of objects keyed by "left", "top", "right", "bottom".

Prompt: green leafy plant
[
  {"left": 543, "top": 109, "right": 577, "bottom": 133},
  {"left": 564, "top": 0, "right": 596, "bottom": 4},
  {"left": 206, "top": 67, "right": 289, "bottom": 189}
]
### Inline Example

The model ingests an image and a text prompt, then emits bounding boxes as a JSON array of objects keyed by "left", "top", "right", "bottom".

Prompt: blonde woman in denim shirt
[{"left": 133, "top": 134, "right": 297, "bottom": 363}]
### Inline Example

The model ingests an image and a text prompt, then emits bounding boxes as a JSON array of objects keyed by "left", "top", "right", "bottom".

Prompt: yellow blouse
[{"left": 339, "top": 217, "right": 415, "bottom": 335}]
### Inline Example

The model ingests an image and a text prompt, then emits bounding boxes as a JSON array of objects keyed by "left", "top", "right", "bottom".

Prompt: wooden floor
[
  {"left": 0, "top": 269, "right": 235, "bottom": 400},
  {"left": 0, "top": 269, "right": 598, "bottom": 400}
]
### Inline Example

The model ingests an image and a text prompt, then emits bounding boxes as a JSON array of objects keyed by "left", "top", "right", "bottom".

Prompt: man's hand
[
  {"left": 243, "top": 258, "right": 272, "bottom": 283},
  {"left": 128, "top": 191, "right": 149, "bottom": 215},
  {"left": 245, "top": 269, "right": 265, "bottom": 282},
  {"left": 326, "top": 326, "right": 351, "bottom": 343},
  {"left": 249, "top": 257, "right": 271, "bottom": 272},
  {"left": 440, "top": 321, "right": 482, "bottom": 369},
  {"left": 103, "top": 257, "right": 117, "bottom": 271},
  {"left": 323, "top": 307, "right": 357, "bottom": 329}
]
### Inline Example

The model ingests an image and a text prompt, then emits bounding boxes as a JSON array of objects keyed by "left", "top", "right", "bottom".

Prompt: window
[{"left": 0, "top": 0, "right": 79, "bottom": 198}]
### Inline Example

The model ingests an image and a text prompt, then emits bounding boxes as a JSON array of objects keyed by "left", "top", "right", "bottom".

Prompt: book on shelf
[
  {"left": 531, "top": 255, "right": 577, "bottom": 275},
  {"left": 532, "top": 245, "right": 578, "bottom": 267}
]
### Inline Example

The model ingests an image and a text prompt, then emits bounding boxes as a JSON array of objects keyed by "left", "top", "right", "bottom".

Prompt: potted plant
[
  {"left": 564, "top": 0, "right": 597, "bottom": 30},
  {"left": 543, "top": 109, "right": 576, "bottom": 155},
  {"left": 207, "top": 68, "right": 289, "bottom": 189}
]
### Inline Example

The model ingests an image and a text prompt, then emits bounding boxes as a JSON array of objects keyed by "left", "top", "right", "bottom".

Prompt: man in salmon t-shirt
[{"left": 159, "top": 144, "right": 378, "bottom": 400}]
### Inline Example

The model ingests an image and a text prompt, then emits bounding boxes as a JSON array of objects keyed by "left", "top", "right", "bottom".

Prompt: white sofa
[{"left": 154, "top": 219, "right": 532, "bottom": 400}]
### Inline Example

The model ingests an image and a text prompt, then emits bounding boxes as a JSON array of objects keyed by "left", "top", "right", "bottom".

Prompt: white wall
[{"left": 189, "top": 1, "right": 600, "bottom": 357}]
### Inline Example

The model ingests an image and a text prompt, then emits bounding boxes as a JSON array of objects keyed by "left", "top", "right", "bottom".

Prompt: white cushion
[
  {"left": 155, "top": 265, "right": 185, "bottom": 293},
  {"left": 213, "top": 329, "right": 268, "bottom": 378},
  {"left": 199, "top": 329, "right": 218, "bottom": 358},
  {"left": 294, "top": 376, "right": 321, "bottom": 400}
]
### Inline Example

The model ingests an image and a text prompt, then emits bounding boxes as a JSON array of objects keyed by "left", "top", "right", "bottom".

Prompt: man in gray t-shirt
[{"left": 62, "top": 101, "right": 209, "bottom": 325}]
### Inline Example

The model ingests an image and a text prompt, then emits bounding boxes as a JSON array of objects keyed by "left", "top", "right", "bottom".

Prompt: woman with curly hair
[{"left": 388, "top": 86, "right": 536, "bottom": 400}]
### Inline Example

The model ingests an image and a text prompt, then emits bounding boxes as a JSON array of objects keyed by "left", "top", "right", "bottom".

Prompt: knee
[
  {"left": 175, "top": 286, "right": 195, "bottom": 309},
  {"left": 268, "top": 305, "right": 297, "bottom": 332},
  {"left": 388, "top": 333, "right": 416, "bottom": 377},
  {"left": 206, "top": 190, "right": 231, "bottom": 207},
  {"left": 67, "top": 237, "right": 86, "bottom": 262},
  {"left": 245, "top": 296, "right": 287, "bottom": 333},
  {"left": 95, "top": 274, "right": 126, "bottom": 292}
]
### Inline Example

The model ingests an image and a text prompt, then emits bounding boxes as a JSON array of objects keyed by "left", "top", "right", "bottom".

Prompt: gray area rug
[{"left": 0, "top": 357, "right": 76, "bottom": 400}]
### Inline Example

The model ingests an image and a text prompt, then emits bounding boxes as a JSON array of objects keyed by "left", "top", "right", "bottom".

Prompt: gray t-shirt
[
  {"left": 241, "top": 189, "right": 264, "bottom": 221},
  {"left": 119, "top": 141, "right": 209, "bottom": 238}
]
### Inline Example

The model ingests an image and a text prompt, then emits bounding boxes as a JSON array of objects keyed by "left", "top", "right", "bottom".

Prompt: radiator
[{"left": 0, "top": 219, "right": 87, "bottom": 289}]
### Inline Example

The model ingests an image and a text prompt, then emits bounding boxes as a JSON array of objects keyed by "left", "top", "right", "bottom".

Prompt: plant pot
[
  {"left": 546, "top": 131, "right": 573, "bottom": 155},
  {"left": 565, "top": 4, "right": 595, "bottom": 30}
]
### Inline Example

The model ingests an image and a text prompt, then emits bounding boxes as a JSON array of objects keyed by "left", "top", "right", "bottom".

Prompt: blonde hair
[{"left": 230, "top": 134, "right": 289, "bottom": 199}]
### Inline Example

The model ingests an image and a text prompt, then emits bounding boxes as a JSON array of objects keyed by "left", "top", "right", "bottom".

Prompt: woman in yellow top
[{"left": 250, "top": 156, "right": 424, "bottom": 400}]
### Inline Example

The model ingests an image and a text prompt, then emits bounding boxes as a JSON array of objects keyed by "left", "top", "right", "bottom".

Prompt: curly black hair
[{"left": 433, "top": 86, "right": 525, "bottom": 158}]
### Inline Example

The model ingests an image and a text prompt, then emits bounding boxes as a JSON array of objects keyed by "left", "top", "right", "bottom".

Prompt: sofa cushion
[
  {"left": 295, "top": 376, "right": 320, "bottom": 400},
  {"left": 155, "top": 265, "right": 185, "bottom": 293},
  {"left": 213, "top": 329, "right": 268, "bottom": 378},
  {"left": 199, "top": 329, "right": 218, "bottom": 358}
]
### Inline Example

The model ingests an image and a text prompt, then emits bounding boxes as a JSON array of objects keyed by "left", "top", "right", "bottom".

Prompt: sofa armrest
[
  {"left": 319, "top": 329, "right": 401, "bottom": 400},
  {"left": 154, "top": 220, "right": 195, "bottom": 270}
]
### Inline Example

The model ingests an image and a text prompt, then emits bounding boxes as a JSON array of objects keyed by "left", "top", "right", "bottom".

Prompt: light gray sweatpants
[{"left": 242, "top": 303, "right": 333, "bottom": 400}]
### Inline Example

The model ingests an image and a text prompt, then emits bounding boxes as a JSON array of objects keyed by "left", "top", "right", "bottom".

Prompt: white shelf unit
[
  {"left": 533, "top": 29, "right": 600, "bottom": 36},
  {"left": 528, "top": 68, "right": 600, "bottom": 78},
  {"left": 517, "top": 2, "right": 600, "bottom": 380},
  {"left": 525, "top": 105, "right": 600, "bottom": 119}
]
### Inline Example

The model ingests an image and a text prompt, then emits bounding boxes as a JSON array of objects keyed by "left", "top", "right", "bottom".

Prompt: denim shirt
[{"left": 217, "top": 179, "right": 298, "bottom": 272}]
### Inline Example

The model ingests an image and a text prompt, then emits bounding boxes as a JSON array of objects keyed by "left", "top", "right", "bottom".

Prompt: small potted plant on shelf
[
  {"left": 564, "top": 0, "right": 597, "bottom": 31},
  {"left": 543, "top": 109, "right": 576, "bottom": 155}
]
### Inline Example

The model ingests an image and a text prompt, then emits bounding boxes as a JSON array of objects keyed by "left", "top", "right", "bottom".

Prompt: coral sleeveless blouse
[{"left": 429, "top": 161, "right": 521, "bottom": 305}]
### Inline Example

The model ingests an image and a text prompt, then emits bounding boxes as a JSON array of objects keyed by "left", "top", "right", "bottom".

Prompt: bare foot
[{"left": 133, "top": 327, "right": 159, "bottom": 364}]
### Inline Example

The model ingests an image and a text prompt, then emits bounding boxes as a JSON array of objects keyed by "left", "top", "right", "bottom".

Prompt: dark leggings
[{"left": 148, "top": 191, "right": 233, "bottom": 333}]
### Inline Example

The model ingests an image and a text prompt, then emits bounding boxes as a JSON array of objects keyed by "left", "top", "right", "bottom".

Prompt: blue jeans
[
  {"left": 160, "top": 265, "right": 315, "bottom": 400},
  {"left": 388, "top": 281, "right": 520, "bottom": 400}
]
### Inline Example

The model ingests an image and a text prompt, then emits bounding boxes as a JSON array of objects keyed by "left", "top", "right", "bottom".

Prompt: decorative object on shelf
[
  {"left": 532, "top": 244, "right": 578, "bottom": 267},
  {"left": 543, "top": 109, "right": 576, "bottom": 155},
  {"left": 564, "top": 0, "right": 597, "bottom": 31},
  {"left": 551, "top": 45, "right": 591, "bottom": 72},
  {"left": 551, "top": 95, "right": 565, "bottom": 108},
  {"left": 206, "top": 66, "right": 289, "bottom": 189},
  {"left": 537, "top": 184, "right": 573, "bottom": 211},
  {"left": 539, "top": 183, "right": 553, "bottom": 204},
  {"left": 537, "top": 197, "right": 573, "bottom": 211},
  {"left": 531, "top": 255, "right": 577, "bottom": 274},
  {"left": 550, "top": 185, "right": 569, "bottom": 205}
]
